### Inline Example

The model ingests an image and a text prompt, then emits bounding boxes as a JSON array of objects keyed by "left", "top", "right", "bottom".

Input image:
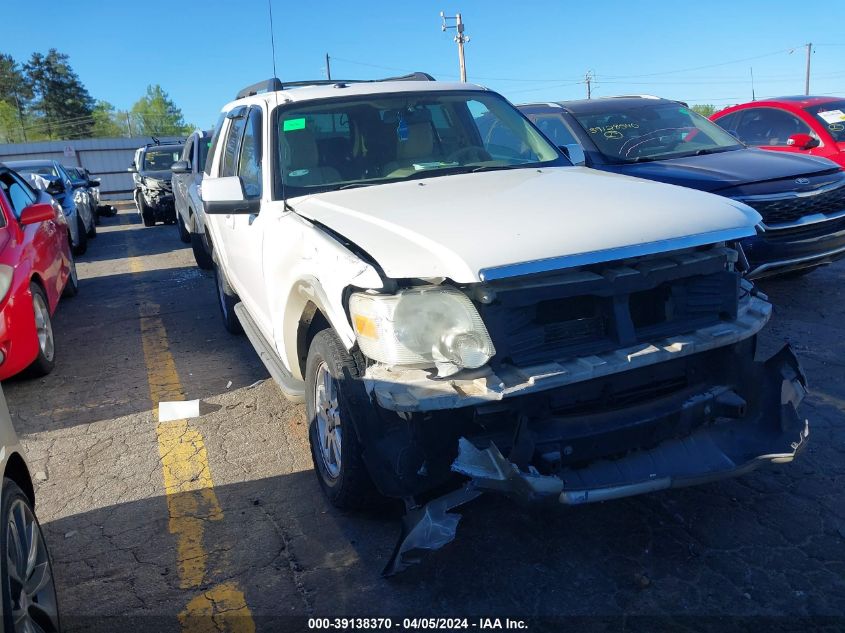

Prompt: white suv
[{"left": 203, "top": 76, "right": 808, "bottom": 573}]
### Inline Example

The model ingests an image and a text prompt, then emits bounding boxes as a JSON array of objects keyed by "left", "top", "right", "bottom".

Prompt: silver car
[
  {"left": 6, "top": 160, "right": 94, "bottom": 256},
  {"left": 171, "top": 130, "right": 214, "bottom": 269},
  {"left": 0, "top": 385, "right": 61, "bottom": 632}
]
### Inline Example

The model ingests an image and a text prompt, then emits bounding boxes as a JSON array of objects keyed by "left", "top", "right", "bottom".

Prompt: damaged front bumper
[{"left": 383, "top": 345, "right": 808, "bottom": 575}]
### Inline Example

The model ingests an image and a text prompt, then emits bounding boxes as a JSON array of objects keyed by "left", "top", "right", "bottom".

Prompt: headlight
[
  {"left": 0, "top": 265, "right": 14, "bottom": 302},
  {"left": 349, "top": 286, "right": 495, "bottom": 377}
]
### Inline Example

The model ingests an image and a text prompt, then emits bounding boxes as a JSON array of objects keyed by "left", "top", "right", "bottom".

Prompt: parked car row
[
  {"left": 519, "top": 95, "right": 845, "bottom": 278},
  {"left": 0, "top": 160, "right": 104, "bottom": 630},
  {"left": 193, "top": 74, "right": 814, "bottom": 574}
]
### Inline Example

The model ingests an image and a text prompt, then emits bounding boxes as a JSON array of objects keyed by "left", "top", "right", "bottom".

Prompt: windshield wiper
[
  {"left": 694, "top": 147, "right": 738, "bottom": 156},
  {"left": 337, "top": 182, "right": 377, "bottom": 190}
]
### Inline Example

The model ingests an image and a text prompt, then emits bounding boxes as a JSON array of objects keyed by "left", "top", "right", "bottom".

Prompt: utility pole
[
  {"left": 750, "top": 66, "right": 756, "bottom": 101},
  {"left": 805, "top": 42, "right": 812, "bottom": 96},
  {"left": 13, "top": 92, "right": 26, "bottom": 142},
  {"left": 325, "top": 53, "right": 332, "bottom": 80},
  {"left": 585, "top": 70, "right": 594, "bottom": 99},
  {"left": 441, "top": 12, "right": 470, "bottom": 82},
  {"left": 125, "top": 112, "right": 134, "bottom": 138}
]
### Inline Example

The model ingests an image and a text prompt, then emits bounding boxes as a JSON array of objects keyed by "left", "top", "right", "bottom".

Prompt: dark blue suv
[{"left": 519, "top": 97, "right": 845, "bottom": 279}]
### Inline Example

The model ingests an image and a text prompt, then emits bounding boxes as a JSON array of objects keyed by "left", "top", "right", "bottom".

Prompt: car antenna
[
  {"left": 151, "top": 136, "right": 161, "bottom": 146},
  {"left": 266, "top": 0, "right": 293, "bottom": 212}
]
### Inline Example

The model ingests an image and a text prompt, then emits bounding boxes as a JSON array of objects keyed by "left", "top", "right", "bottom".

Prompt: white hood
[{"left": 292, "top": 167, "right": 760, "bottom": 283}]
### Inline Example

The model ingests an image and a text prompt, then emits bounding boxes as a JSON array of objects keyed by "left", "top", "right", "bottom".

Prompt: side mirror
[
  {"left": 19, "top": 203, "right": 56, "bottom": 225},
  {"left": 127, "top": 163, "right": 137, "bottom": 173},
  {"left": 88, "top": 178, "right": 100, "bottom": 187},
  {"left": 202, "top": 176, "right": 260, "bottom": 214},
  {"left": 46, "top": 179, "right": 65, "bottom": 195},
  {"left": 560, "top": 143, "right": 586, "bottom": 166},
  {"left": 171, "top": 160, "right": 191, "bottom": 174},
  {"left": 787, "top": 133, "right": 819, "bottom": 150}
]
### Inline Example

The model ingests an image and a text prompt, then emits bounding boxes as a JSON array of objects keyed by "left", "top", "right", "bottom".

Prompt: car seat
[{"left": 283, "top": 128, "right": 341, "bottom": 186}]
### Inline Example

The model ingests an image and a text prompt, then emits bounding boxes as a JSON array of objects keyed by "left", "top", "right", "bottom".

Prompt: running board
[{"left": 234, "top": 302, "right": 305, "bottom": 403}]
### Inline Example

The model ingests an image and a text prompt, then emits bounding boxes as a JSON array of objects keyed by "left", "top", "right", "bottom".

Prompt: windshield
[
  {"left": 570, "top": 102, "right": 743, "bottom": 163},
  {"left": 143, "top": 147, "right": 183, "bottom": 171},
  {"left": 805, "top": 101, "right": 845, "bottom": 142},
  {"left": 13, "top": 164, "right": 57, "bottom": 178},
  {"left": 275, "top": 90, "right": 564, "bottom": 195}
]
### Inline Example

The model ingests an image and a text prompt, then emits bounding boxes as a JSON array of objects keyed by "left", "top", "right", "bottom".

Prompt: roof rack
[{"left": 234, "top": 72, "right": 435, "bottom": 99}]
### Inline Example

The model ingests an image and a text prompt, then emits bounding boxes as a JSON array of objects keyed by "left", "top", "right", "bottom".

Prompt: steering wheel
[{"left": 446, "top": 145, "right": 492, "bottom": 164}]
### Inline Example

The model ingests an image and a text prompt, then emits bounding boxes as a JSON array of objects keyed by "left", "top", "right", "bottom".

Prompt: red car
[
  {"left": 0, "top": 165, "right": 78, "bottom": 381},
  {"left": 711, "top": 96, "right": 845, "bottom": 168}
]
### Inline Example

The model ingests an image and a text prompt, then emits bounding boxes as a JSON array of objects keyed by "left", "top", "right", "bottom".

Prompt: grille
[
  {"left": 483, "top": 269, "right": 738, "bottom": 367},
  {"left": 744, "top": 183, "right": 845, "bottom": 226}
]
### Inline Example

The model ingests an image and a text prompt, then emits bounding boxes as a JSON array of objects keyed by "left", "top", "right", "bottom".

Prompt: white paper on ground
[{"left": 158, "top": 399, "right": 200, "bottom": 422}]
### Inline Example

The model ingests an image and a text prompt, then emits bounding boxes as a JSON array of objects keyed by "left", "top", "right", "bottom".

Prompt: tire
[
  {"left": 177, "top": 213, "right": 191, "bottom": 243},
  {"left": 0, "top": 478, "right": 61, "bottom": 633},
  {"left": 61, "top": 247, "right": 79, "bottom": 298},
  {"left": 86, "top": 215, "right": 97, "bottom": 239},
  {"left": 191, "top": 230, "right": 214, "bottom": 270},
  {"left": 72, "top": 214, "right": 87, "bottom": 256},
  {"left": 213, "top": 261, "right": 242, "bottom": 334},
  {"left": 138, "top": 196, "right": 155, "bottom": 227},
  {"left": 24, "top": 283, "right": 56, "bottom": 378},
  {"left": 306, "top": 329, "right": 379, "bottom": 510}
]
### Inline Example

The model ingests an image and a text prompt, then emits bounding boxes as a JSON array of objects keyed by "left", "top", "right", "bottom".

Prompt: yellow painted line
[{"left": 122, "top": 213, "right": 255, "bottom": 633}]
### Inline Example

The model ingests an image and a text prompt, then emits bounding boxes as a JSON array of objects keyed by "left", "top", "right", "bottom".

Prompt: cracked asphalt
[{"left": 2, "top": 202, "right": 845, "bottom": 632}]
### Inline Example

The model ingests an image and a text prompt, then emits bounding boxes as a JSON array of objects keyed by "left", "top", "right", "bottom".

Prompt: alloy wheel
[
  {"left": 5, "top": 498, "right": 60, "bottom": 632},
  {"left": 314, "top": 361, "right": 342, "bottom": 479},
  {"left": 31, "top": 293, "right": 54, "bottom": 362}
]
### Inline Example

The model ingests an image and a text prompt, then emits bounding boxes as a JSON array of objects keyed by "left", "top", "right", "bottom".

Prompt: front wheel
[
  {"left": 213, "top": 261, "right": 242, "bottom": 334},
  {"left": 138, "top": 197, "right": 155, "bottom": 227},
  {"left": 24, "top": 283, "right": 56, "bottom": 378},
  {"left": 306, "top": 329, "right": 379, "bottom": 510},
  {"left": 62, "top": 247, "right": 79, "bottom": 298},
  {"left": 0, "top": 478, "right": 61, "bottom": 633},
  {"left": 191, "top": 229, "right": 214, "bottom": 270},
  {"left": 72, "top": 214, "right": 87, "bottom": 256},
  {"left": 177, "top": 214, "right": 191, "bottom": 243}
]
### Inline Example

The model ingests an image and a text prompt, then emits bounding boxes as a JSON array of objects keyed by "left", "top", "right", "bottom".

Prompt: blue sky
[{"left": 2, "top": 0, "right": 844, "bottom": 128}]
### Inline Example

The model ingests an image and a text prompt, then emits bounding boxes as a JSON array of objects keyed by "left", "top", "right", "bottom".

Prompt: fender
[{"left": 272, "top": 220, "right": 385, "bottom": 381}]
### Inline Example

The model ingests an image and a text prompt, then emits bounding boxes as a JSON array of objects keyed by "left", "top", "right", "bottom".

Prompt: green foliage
[
  {"left": 23, "top": 49, "right": 94, "bottom": 139},
  {"left": 91, "top": 100, "right": 128, "bottom": 138},
  {"left": 691, "top": 104, "right": 717, "bottom": 117},
  {"left": 0, "top": 50, "right": 193, "bottom": 142},
  {"left": 130, "top": 85, "right": 192, "bottom": 137}
]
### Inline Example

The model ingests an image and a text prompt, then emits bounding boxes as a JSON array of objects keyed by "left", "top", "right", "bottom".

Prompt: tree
[
  {"left": 91, "top": 100, "right": 127, "bottom": 138},
  {"left": 0, "top": 54, "right": 31, "bottom": 141},
  {"left": 23, "top": 49, "right": 94, "bottom": 139},
  {"left": 131, "top": 85, "right": 191, "bottom": 137},
  {"left": 691, "top": 104, "right": 717, "bottom": 118}
]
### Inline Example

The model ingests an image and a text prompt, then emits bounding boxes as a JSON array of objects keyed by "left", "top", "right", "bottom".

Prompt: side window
[
  {"left": 220, "top": 115, "right": 247, "bottom": 177},
  {"left": 713, "top": 111, "right": 740, "bottom": 137},
  {"left": 0, "top": 171, "right": 37, "bottom": 219},
  {"left": 734, "top": 108, "right": 812, "bottom": 147},
  {"left": 238, "top": 108, "right": 263, "bottom": 198},
  {"left": 182, "top": 137, "right": 194, "bottom": 165},
  {"left": 529, "top": 114, "right": 579, "bottom": 147},
  {"left": 205, "top": 112, "right": 228, "bottom": 176}
]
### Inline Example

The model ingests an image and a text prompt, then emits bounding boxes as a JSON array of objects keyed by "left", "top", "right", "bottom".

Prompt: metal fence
[{"left": 0, "top": 136, "right": 183, "bottom": 200}]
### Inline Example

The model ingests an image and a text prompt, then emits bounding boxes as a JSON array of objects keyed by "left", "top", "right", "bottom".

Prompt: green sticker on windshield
[{"left": 283, "top": 117, "right": 306, "bottom": 132}]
